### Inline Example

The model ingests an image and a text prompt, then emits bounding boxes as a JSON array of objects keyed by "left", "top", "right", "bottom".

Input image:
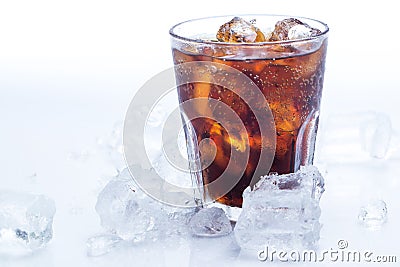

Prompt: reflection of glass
[{"left": 170, "top": 15, "right": 329, "bottom": 215}]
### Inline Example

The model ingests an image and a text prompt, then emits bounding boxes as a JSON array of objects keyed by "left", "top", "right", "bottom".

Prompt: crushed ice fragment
[
  {"left": 86, "top": 234, "right": 123, "bottom": 257},
  {"left": 268, "top": 18, "right": 321, "bottom": 41},
  {"left": 358, "top": 200, "right": 388, "bottom": 228},
  {"left": 189, "top": 207, "right": 232, "bottom": 237},
  {"left": 0, "top": 191, "right": 56, "bottom": 256},
  {"left": 216, "top": 17, "right": 266, "bottom": 43},
  {"left": 234, "top": 166, "right": 324, "bottom": 251}
]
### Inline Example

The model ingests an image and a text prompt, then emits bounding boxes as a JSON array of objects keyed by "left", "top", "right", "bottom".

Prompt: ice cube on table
[
  {"left": 234, "top": 166, "right": 324, "bottom": 251},
  {"left": 189, "top": 207, "right": 232, "bottom": 237},
  {"left": 358, "top": 200, "right": 388, "bottom": 228},
  {"left": 95, "top": 166, "right": 196, "bottom": 245},
  {"left": 0, "top": 191, "right": 56, "bottom": 256},
  {"left": 95, "top": 172, "right": 163, "bottom": 242}
]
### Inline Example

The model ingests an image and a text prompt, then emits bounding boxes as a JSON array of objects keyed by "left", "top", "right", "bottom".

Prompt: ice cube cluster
[
  {"left": 216, "top": 17, "right": 321, "bottom": 43},
  {"left": 91, "top": 164, "right": 327, "bottom": 255},
  {"left": 95, "top": 167, "right": 193, "bottom": 237},
  {"left": 90, "top": 165, "right": 202, "bottom": 256},
  {"left": 234, "top": 165, "right": 324, "bottom": 251},
  {"left": 90, "top": 165, "right": 235, "bottom": 256},
  {"left": 0, "top": 191, "right": 56, "bottom": 256}
]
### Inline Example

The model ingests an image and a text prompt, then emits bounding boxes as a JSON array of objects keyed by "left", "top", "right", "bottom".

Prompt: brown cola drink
[{"left": 170, "top": 16, "right": 328, "bottom": 208}]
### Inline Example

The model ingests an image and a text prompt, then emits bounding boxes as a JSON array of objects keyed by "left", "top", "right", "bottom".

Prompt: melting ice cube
[
  {"left": 234, "top": 165, "right": 324, "bottom": 251},
  {"left": 95, "top": 172, "right": 163, "bottom": 242},
  {"left": 0, "top": 191, "right": 56, "bottom": 256}
]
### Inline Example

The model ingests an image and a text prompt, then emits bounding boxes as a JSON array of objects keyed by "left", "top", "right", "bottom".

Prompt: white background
[{"left": 0, "top": 0, "right": 399, "bottom": 266}]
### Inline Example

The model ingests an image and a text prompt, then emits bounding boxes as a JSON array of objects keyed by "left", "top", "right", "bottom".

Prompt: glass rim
[{"left": 169, "top": 14, "right": 329, "bottom": 46}]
